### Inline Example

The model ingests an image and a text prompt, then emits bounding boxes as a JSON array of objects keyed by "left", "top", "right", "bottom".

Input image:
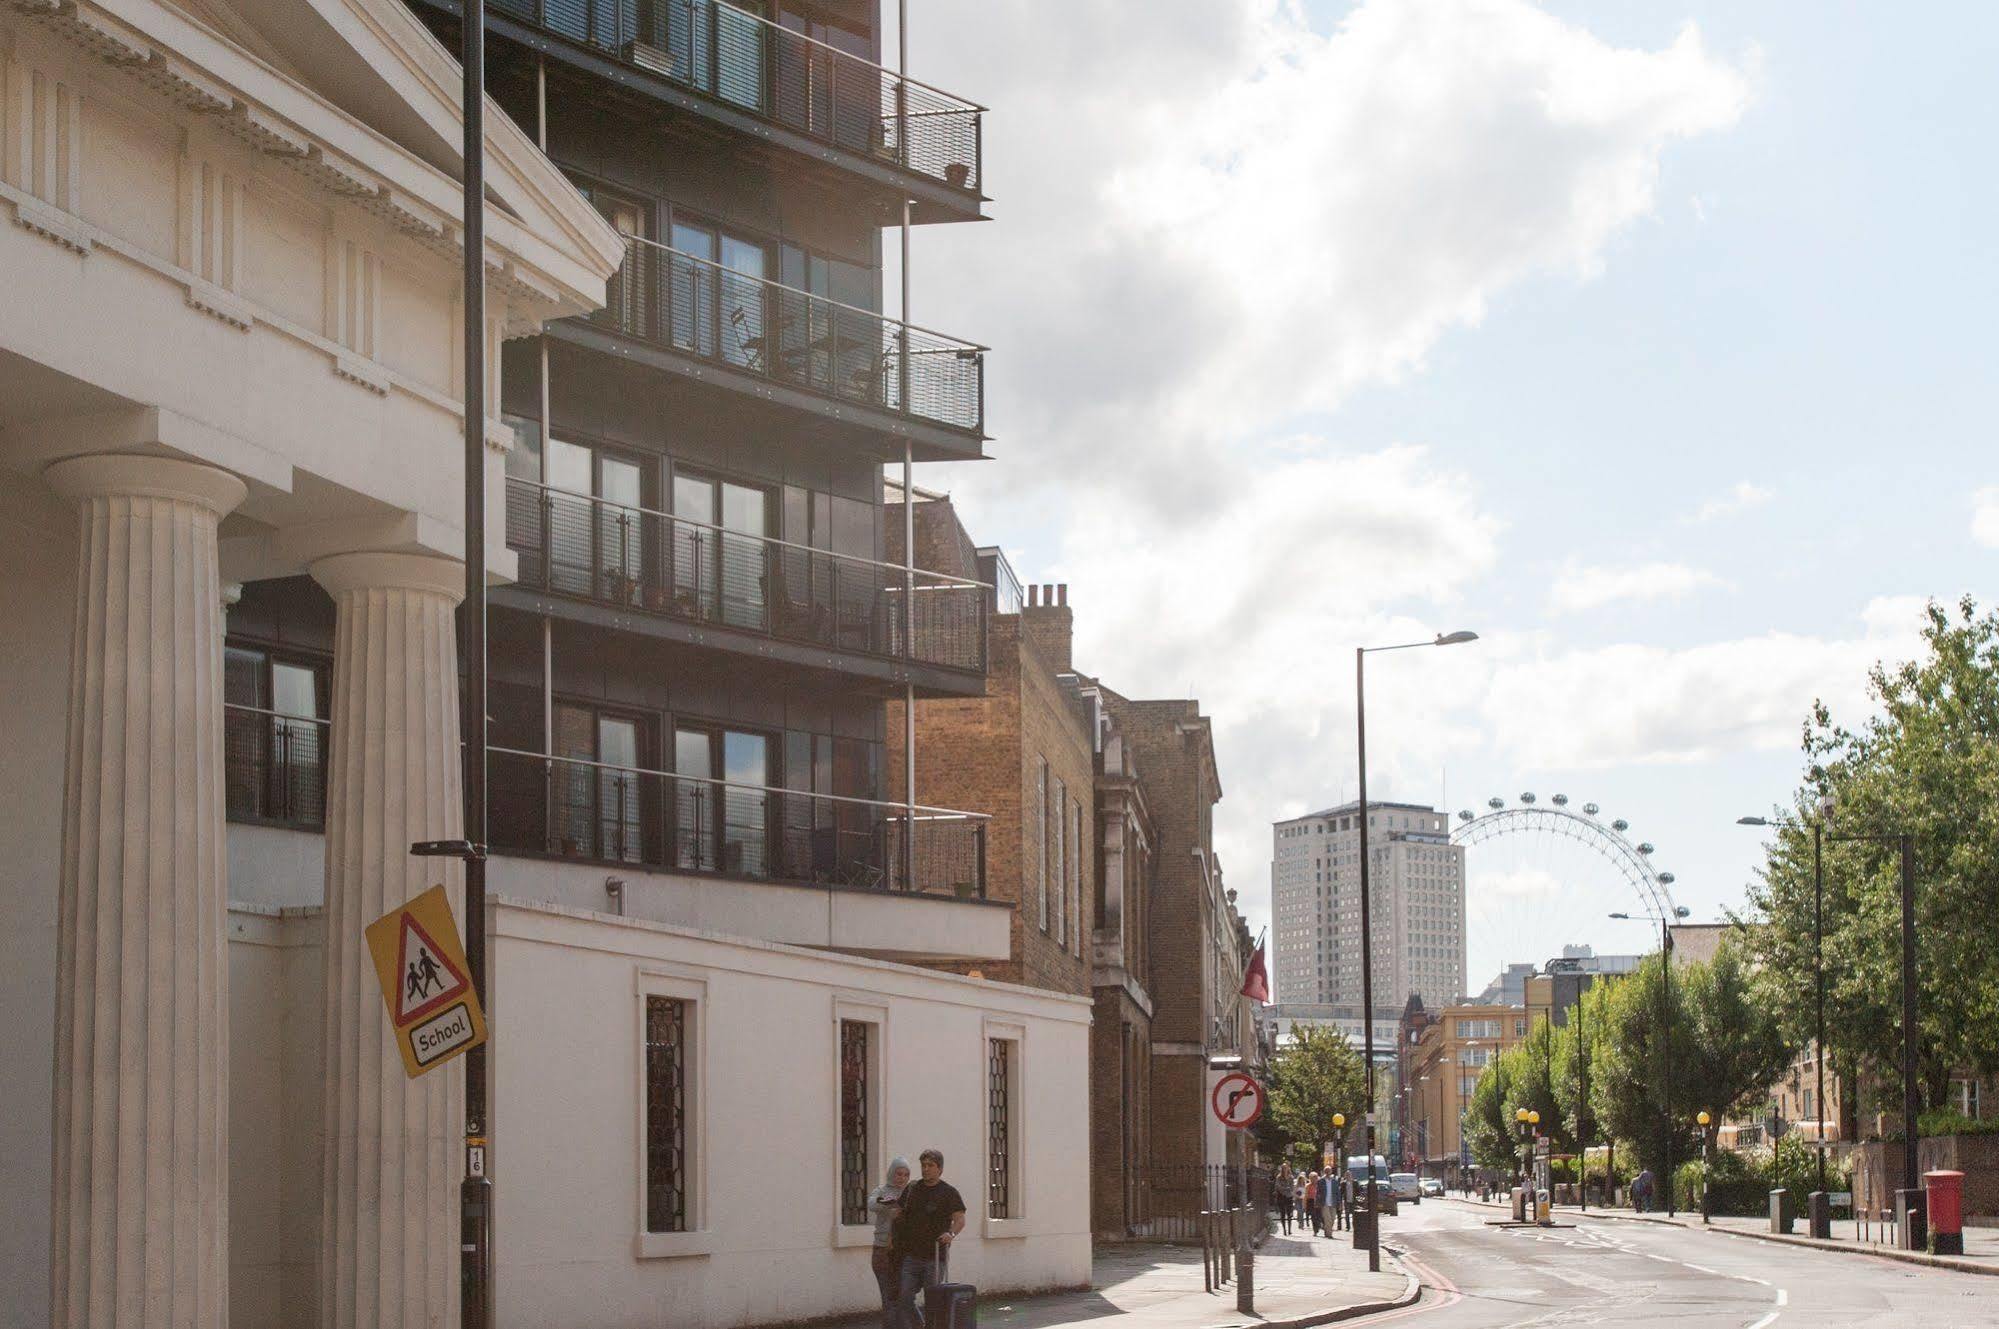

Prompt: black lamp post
[
  {"left": 1737, "top": 809, "right": 1830, "bottom": 1194},
  {"left": 1355, "top": 629, "right": 1477, "bottom": 1272}
]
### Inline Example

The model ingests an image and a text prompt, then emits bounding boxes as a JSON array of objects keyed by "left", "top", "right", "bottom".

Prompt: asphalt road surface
[{"left": 1372, "top": 1198, "right": 1999, "bottom": 1327}]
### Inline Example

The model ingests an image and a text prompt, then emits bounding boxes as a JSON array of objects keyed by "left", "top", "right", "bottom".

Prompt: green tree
[
  {"left": 1262, "top": 1024, "right": 1370, "bottom": 1166},
  {"left": 1462, "top": 1051, "right": 1516, "bottom": 1171},
  {"left": 1744, "top": 597, "right": 1999, "bottom": 1114},
  {"left": 1501, "top": 1017, "right": 1573, "bottom": 1154},
  {"left": 1588, "top": 943, "right": 1791, "bottom": 1176},
  {"left": 1550, "top": 979, "right": 1615, "bottom": 1153}
]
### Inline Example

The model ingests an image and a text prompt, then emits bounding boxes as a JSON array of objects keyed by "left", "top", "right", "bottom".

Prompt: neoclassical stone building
[{"left": 0, "top": 0, "right": 1092, "bottom": 1323}]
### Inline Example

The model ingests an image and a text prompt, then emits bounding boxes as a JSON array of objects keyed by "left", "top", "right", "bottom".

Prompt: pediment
[{"left": 100, "top": 0, "right": 624, "bottom": 303}]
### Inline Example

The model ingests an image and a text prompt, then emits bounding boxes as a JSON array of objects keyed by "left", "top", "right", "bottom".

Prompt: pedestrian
[
  {"left": 1337, "top": 1170, "right": 1353, "bottom": 1231},
  {"left": 894, "top": 1149, "right": 966, "bottom": 1329},
  {"left": 1317, "top": 1169, "right": 1338, "bottom": 1234},
  {"left": 1633, "top": 1168, "right": 1655, "bottom": 1214},
  {"left": 866, "top": 1157, "right": 910, "bottom": 1329},
  {"left": 1304, "top": 1170, "right": 1322, "bottom": 1235},
  {"left": 1274, "top": 1162, "right": 1294, "bottom": 1234},
  {"left": 1292, "top": 1169, "right": 1308, "bottom": 1235}
]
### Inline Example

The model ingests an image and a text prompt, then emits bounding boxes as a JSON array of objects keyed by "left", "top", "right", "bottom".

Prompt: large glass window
[
  {"left": 542, "top": 439, "right": 652, "bottom": 605},
  {"left": 223, "top": 645, "right": 327, "bottom": 828},
  {"left": 671, "top": 471, "right": 770, "bottom": 630},
  {"left": 674, "top": 722, "right": 772, "bottom": 877},
  {"left": 552, "top": 703, "right": 649, "bottom": 863},
  {"left": 668, "top": 219, "right": 768, "bottom": 368}
]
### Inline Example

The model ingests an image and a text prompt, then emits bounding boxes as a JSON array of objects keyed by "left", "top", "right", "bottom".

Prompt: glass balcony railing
[
  {"left": 505, "top": 476, "right": 988, "bottom": 676},
  {"left": 489, "top": 746, "right": 988, "bottom": 897},
  {"left": 585, "top": 236, "right": 985, "bottom": 436},
  {"left": 224, "top": 702, "right": 327, "bottom": 828},
  {"left": 489, "top": 0, "right": 983, "bottom": 196}
]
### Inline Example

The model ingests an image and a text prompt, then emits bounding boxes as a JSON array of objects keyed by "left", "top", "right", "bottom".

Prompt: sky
[{"left": 892, "top": 0, "right": 1997, "bottom": 992}]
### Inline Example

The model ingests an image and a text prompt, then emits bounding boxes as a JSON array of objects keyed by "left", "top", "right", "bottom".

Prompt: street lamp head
[
  {"left": 1515, "top": 1108, "right": 1530, "bottom": 1123},
  {"left": 1435, "top": 630, "right": 1480, "bottom": 646},
  {"left": 1736, "top": 816, "right": 1771, "bottom": 827},
  {"left": 1608, "top": 912, "right": 1632, "bottom": 920},
  {"left": 1528, "top": 1110, "right": 1540, "bottom": 1126},
  {"left": 1333, "top": 1113, "right": 1346, "bottom": 1129},
  {"left": 1697, "top": 1110, "right": 1712, "bottom": 1127}
]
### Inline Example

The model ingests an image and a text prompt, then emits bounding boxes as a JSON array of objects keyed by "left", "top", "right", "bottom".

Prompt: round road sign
[{"left": 1211, "top": 1072, "right": 1264, "bottom": 1130}]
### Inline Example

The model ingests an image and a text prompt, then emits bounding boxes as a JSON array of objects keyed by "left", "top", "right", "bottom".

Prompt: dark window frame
[
  {"left": 223, "top": 638, "right": 331, "bottom": 831},
  {"left": 644, "top": 994, "right": 690, "bottom": 1234}
]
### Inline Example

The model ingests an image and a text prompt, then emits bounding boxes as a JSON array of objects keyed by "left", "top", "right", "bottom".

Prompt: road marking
[{"left": 1683, "top": 1262, "right": 1718, "bottom": 1274}]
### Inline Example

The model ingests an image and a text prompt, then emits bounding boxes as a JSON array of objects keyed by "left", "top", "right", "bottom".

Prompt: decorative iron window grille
[
  {"left": 645, "top": 996, "right": 689, "bottom": 1233},
  {"left": 839, "top": 1020, "right": 870, "bottom": 1225},
  {"left": 987, "top": 1038, "right": 1011, "bottom": 1219}
]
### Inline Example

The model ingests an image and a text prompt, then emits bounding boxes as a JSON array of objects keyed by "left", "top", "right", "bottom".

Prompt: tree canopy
[
  {"left": 1260, "top": 1024, "right": 1370, "bottom": 1167},
  {"left": 1742, "top": 596, "right": 1999, "bottom": 1112}
]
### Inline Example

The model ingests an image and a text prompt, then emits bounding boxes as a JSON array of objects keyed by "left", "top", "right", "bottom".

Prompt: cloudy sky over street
[{"left": 896, "top": 0, "right": 1995, "bottom": 986}]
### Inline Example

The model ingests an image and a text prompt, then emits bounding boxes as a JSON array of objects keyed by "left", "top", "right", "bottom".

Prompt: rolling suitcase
[{"left": 922, "top": 1241, "right": 976, "bottom": 1329}]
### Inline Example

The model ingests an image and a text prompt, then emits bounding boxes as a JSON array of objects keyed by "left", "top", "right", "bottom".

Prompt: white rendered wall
[
  {"left": 0, "top": 482, "right": 75, "bottom": 1329},
  {"left": 490, "top": 899, "right": 1092, "bottom": 1328}
]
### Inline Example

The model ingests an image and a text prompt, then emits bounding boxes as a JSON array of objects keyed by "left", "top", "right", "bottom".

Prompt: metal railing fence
[
  {"left": 489, "top": 745, "right": 987, "bottom": 897},
  {"left": 224, "top": 702, "right": 328, "bottom": 827},
  {"left": 505, "top": 477, "right": 987, "bottom": 674},
  {"left": 1127, "top": 1164, "right": 1274, "bottom": 1242},
  {"left": 589, "top": 235, "right": 985, "bottom": 434},
  {"left": 488, "top": 0, "right": 982, "bottom": 193}
]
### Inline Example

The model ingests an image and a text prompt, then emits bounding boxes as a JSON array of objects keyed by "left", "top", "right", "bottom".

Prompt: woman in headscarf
[{"left": 867, "top": 1157, "right": 912, "bottom": 1329}]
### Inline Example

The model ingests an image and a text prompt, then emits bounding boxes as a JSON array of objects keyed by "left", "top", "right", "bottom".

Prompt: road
[{"left": 1372, "top": 1199, "right": 1999, "bottom": 1327}]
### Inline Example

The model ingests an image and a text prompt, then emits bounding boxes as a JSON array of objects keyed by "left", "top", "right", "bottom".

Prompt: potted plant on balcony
[{"left": 944, "top": 162, "right": 971, "bottom": 189}]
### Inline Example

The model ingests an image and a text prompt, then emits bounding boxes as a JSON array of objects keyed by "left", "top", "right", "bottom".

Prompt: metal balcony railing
[
  {"left": 489, "top": 746, "right": 987, "bottom": 897},
  {"left": 505, "top": 476, "right": 988, "bottom": 675},
  {"left": 224, "top": 702, "right": 328, "bottom": 828},
  {"left": 589, "top": 235, "right": 985, "bottom": 435},
  {"left": 489, "top": 0, "right": 982, "bottom": 194}
]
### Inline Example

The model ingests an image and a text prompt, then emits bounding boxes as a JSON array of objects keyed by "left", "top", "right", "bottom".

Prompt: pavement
[
  {"left": 974, "top": 1230, "right": 1416, "bottom": 1329},
  {"left": 1381, "top": 1197, "right": 1999, "bottom": 1327},
  {"left": 822, "top": 1228, "right": 1415, "bottom": 1329}
]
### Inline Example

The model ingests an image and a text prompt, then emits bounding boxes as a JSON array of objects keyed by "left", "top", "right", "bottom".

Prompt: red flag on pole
[{"left": 1240, "top": 939, "right": 1269, "bottom": 1004}]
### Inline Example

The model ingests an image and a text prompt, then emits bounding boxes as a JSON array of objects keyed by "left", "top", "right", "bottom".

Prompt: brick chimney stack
[{"left": 1021, "top": 581, "right": 1073, "bottom": 672}]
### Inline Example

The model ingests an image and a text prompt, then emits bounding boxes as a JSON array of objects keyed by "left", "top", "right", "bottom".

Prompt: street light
[
  {"left": 1356, "top": 629, "right": 1478, "bottom": 1271},
  {"left": 1611, "top": 909, "right": 1684, "bottom": 1217},
  {"left": 1737, "top": 807, "right": 1830, "bottom": 1195}
]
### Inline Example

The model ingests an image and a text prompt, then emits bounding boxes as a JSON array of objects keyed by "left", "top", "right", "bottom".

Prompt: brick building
[
  {"left": 1403, "top": 1002, "right": 1531, "bottom": 1177},
  {"left": 886, "top": 497, "right": 1096, "bottom": 994},
  {"left": 887, "top": 497, "right": 1252, "bottom": 1237}
]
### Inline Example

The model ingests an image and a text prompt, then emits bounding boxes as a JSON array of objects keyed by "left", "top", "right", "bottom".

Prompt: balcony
[
  {"left": 563, "top": 235, "right": 984, "bottom": 445},
  {"left": 503, "top": 476, "right": 988, "bottom": 688},
  {"left": 225, "top": 702, "right": 327, "bottom": 829},
  {"left": 489, "top": 746, "right": 987, "bottom": 899},
  {"left": 479, "top": 0, "right": 983, "bottom": 213}
]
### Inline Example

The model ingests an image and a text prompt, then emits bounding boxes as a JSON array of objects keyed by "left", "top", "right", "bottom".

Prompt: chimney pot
[
  {"left": 1027, "top": 585, "right": 1038, "bottom": 607},
  {"left": 1057, "top": 584, "right": 1068, "bottom": 607}
]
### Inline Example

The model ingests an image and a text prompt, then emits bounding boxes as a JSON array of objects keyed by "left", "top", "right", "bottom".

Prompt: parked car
[
  {"left": 1390, "top": 1172, "right": 1422, "bottom": 1203},
  {"left": 1420, "top": 1177, "right": 1444, "bottom": 1198}
]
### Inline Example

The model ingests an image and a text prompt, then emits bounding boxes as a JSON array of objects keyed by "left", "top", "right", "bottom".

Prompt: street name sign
[
  {"left": 365, "top": 884, "right": 487, "bottom": 1078},
  {"left": 1210, "top": 1072, "right": 1265, "bottom": 1129}
]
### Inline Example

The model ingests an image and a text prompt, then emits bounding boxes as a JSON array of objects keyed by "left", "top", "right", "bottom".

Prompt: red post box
[{"left": 1925, "top": 1170, "right": 1965, "bottom": 1256}]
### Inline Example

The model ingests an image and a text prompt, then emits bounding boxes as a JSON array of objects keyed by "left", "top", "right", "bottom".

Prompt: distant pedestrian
[
  {"left": 1274, "top": 1163, "right": 1295, "bottom": 1234},
  {"left": 1292, "top": 1170, "right": 1308, "bottom": 1233},
  {"left": 866, "top": 1157, "right": 911, "bottom": 1329},
  {"left": 1633, "top": 1168, "right": 1655, "bottom": 1214},
  {"left": 1304, "top": 1171, "right": 1322, "bottom": 1235},
  {"left": 1337, "top": 1171, "right": 1353, "bottom": 1230},
  {"left": 1317, "top": 1170, "right": 1338, "bottom": 1233},
  {"left": 894, "top": 1149, "right": 965, "bottom": 1329}
]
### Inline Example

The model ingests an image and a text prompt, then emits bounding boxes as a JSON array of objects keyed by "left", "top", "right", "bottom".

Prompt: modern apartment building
[
  {"left": 0, "top": 0, "right": 1094, "bottom": 1323},
  {"left": 1272, "top": 800, "right": 1466, "bottom": 1012}
]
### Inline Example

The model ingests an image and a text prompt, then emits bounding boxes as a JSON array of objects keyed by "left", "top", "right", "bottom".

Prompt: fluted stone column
[
  {"left": 312, "top": 551, "right": 465, "bottom": 1329},
  {"left": 46, "top": 453, "right": 247, "bottom": 1329}
]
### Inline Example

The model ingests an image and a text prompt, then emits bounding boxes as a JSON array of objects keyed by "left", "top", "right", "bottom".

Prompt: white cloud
[
  {"left": 1692, "top": 480, "right": 1773, "bottom": 523},
  {"left": 1973, "top": 487, "right": 1999, "bottom": 548},
  {"left": 916, "top": 0, "right": 1754, "bottom": 505},
  {"left": 1548, "top": 561, "right": 1725, "bottom": 614},
  {"left": 1482, "top": 596, "right": 1934, "bottom": 769},
  {"left": 903, "top": 0, "right": 1754, "bottom": 934}
]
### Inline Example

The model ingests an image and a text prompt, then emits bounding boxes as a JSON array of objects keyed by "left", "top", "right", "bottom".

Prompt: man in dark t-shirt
[{"left": 894, "top": 1148, "right": 965, "bottom": 1328}]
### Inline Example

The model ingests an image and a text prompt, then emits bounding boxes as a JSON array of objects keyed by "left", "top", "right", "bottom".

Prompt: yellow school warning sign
[{"left": 365, "top": 884, "right": 488, "bottom": 1078}]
